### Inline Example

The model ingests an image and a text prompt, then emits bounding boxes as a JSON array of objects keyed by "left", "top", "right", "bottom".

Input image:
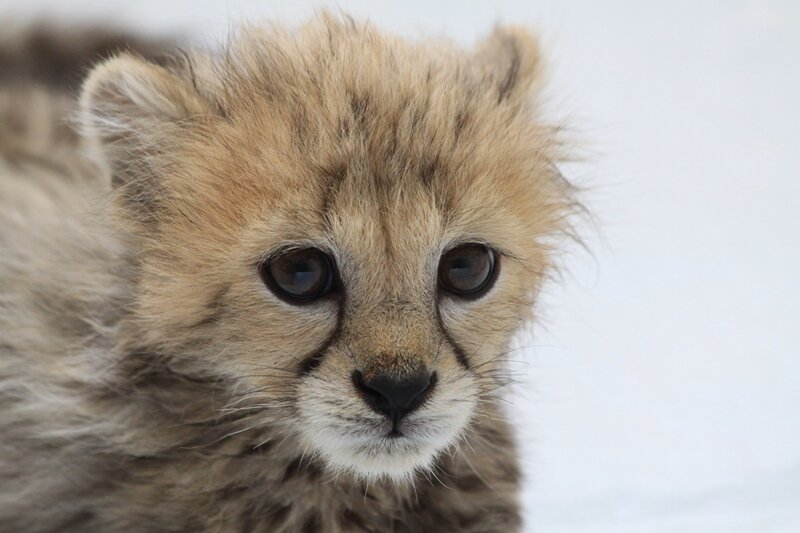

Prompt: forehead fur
[{"left": 166, "top": 14, "right": 572, "bottom": 252}]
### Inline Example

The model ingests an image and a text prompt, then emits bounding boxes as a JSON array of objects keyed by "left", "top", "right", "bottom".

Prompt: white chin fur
[
  {"left": 297, "top": 371, "right": 478, "bottom": 481},
  {"left": 322, "top": 440, "right": 441, "bottom": 482},
  {"left": 300, "top": 404, "right": 475, "bottom": 481}
]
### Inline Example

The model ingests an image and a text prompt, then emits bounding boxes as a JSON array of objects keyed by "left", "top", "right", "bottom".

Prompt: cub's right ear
[
  {"left": 79, "top": 53, "right": 214, "bottom": 193},
  {"left": 473, "top": 26, "right": 543, "bottom": 104}
]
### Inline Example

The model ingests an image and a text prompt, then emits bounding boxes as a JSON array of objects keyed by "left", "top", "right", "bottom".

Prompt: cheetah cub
[{"left": 0, "top": 13, "right": 577, "bottom": 532}]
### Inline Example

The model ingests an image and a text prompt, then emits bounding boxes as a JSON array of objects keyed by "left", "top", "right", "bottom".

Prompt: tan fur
[{"left": 0, "top": 13, "right": 577, "bottom": 532}]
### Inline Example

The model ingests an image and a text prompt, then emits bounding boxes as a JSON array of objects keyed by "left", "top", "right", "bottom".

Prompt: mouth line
[
  {"left": 389, "top": 412, "right": 403, "bottom": 436},
  {"left": 353, "top": 413, "right": 441, "bottom": 442},
  {"left": 387, "top": 428, "right": 404, "bottom": 439}
]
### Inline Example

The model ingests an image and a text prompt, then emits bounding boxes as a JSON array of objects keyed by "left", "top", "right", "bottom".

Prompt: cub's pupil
[{"left": 281, "top": 260, "right": 316, "bottom": 289}]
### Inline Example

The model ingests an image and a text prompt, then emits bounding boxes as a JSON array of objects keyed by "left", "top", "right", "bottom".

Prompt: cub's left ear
[
  {"left": 79, "top": 53, "right": 214, "bottom": 189},
  {"left": 473, "top": 26, "right": 543, "bottom": 103}
]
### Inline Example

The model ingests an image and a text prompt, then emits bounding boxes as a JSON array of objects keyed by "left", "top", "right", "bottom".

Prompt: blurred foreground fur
[{"left": 0, "top": 13, "right": 578, "bottom": 532}]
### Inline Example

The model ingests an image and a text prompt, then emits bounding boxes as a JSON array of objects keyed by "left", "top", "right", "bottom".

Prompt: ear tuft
[{"left": 474, "top": 26, "right": 543, "bottom": 103}]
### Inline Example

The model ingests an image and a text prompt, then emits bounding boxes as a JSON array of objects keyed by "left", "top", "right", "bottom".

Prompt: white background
[{"left": 5, "top": 1, "right": 799, "bottom": 531}]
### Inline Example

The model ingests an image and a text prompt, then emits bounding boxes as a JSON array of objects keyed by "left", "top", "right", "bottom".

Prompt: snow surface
[{"left": 5, "top": 0, "right": 799, "bottom": 530}]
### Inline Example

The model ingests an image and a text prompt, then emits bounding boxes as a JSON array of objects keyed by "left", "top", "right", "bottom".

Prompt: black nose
[{"left": 352, "top": 370, "right": 437, "bottom": 425}]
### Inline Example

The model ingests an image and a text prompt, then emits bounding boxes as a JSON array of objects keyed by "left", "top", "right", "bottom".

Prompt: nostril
[
  {"left": 351, "top": 370, "right": 437, "bottom": 422},
  {"left": 352, "top": 370, "right": 384, "bottom": 405}
]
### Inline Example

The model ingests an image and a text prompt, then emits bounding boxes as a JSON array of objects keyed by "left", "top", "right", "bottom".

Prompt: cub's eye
[
  {"left": 438, "top": 244, "right": 498, "bottom": 298},
  {"left": 259, "top": 248, "right": 335, "bottom": 303}
]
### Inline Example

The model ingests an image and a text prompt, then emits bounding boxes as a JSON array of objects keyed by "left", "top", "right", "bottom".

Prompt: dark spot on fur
[
  {"left": 361, "top": 485, "right": 378, "bottom": 501},
  {"left": 282, "top": 456, "right": 322, "bottom": 482},
  {"left": 60, "top": 509, "right": 95, "bottom": 529},
  {"left": 325, "top": 160, "right": 348, "bottom": 182},
  {"left": 349, "top": 93, "right": 369, "bottom": 124},
  {"left": 219, "top": 484, "right": 250, "bottom": 501},
  {"left": 302, "top": 512, "right": 320, "bottom": 533},
  {"left": 457, "top": 512, "right": 477, "bottom": 529},
  {"left": 402, "top": 497, "right": 443, "bottom": 527},
  {"left": 419, "top": 153, "right": 440, "bottom": 187},
  {"left": 193, "top": 285, "right": 230, "bottom": 328},
  {"left": 298, "top": 293, "right": 344, "bottom": 376},
  {"left": 318, "top": 162, "right": 345, "bottom": 234},
  {"left": 453, "top": 474, "right": 484, "bottom": 492},
  {"left": 340, "top": 508, "right": 367, "bottom": 530},
  {"left": 299, "top": 353, "right": 325, "bottom": 375},
  {"left": 408, "top": 107, "right": 425, "bottom": 134},
  {"left": 497, "top": 37, "right": 521, "bottom": 102},
  {"left": 434, "top": 306, "right": 470, "bottom": 370},
  {"left": 34, "top": 289, "right": 96, "bottom": 341},
  {"left": 305, "top": 460, "right": 322, "bottom": 481},
  {"left": 292, "top": 105, "right": 311, "bottom": 144},
  {"left": 0, "top": 343, "right": 18, "bottom": 355},
  {"left": 269, "top": 504, "right": 292, "bottom": 528},
  {"left": 237, "top": 503, "right": 259, "bottom": 532},
  {"left": 454, "top": 109, "right": 469, "bottom": 141},
  {"left": 240, "top": 439, "right": 274, "bottom": 456},
  {"left": 500, "top": 461, "right": 521, "bottom": 485}
]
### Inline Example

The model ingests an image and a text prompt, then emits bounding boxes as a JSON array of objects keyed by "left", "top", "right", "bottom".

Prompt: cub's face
[
  {"left": 81, "top": 17, "right": 573, "bottom": 480},
  {"left": 241, "top": 181, "right": 508, "bottom": 479}
]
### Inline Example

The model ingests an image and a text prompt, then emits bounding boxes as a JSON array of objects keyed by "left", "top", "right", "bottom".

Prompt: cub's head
[{"left": 80, "top": 14, "right": 575, "bottom": 481}]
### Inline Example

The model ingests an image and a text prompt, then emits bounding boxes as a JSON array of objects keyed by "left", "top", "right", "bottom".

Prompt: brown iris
[
  {"left": 260, "top": 248, "right": 334, "bottom": 303},
  {"left": 438, "top": 244, "right": 497, "bottom": 298}
]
